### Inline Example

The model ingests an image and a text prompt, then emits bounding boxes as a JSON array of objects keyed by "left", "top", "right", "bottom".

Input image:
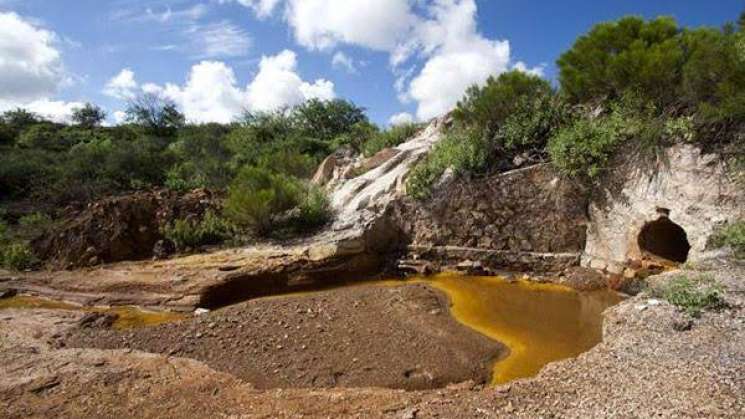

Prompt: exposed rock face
[
  {"left": 392, "top": 163, "right": 589, "bottom": 273},
  {"left": 582, "top": 144, "right": 745, "bottom": 274},
  {"left": 33, "top": 189, "right": 217, "bottom": 269},
  {"left": 307, "top": 116, "right": 448, "bottom": 261}
]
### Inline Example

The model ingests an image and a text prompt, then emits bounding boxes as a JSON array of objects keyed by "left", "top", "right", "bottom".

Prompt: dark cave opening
[{"left": 637, "top": 217, "right": 691, "bottom": 263}]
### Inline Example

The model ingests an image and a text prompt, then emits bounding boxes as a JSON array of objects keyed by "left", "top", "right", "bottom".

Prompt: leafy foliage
[
  {"left": 557, "top": 16, "right": 684, "bottom": 107},
  {"left": 651, "top": 275, "right": 727, "bottom": 317},
  {"left": 407, "top": 128, "right": 489, "bottom": 200},
  {"left": 161, "top": 210, "right": 236, "bottom": 250},
  {"left": 453, "top": 71, "right": 554, "bottom": 142},
  {"left": 72, "top": 103, "right": 107, "bottom": 128},
  {"left": 125, "top": 93, "right": 185, "bottom": 137},
  {"left": 224, "top": 166, "right": 330, "bottom": 237},
  {"left": 0, "top": 242, "right": 38, "bottom": 271}
]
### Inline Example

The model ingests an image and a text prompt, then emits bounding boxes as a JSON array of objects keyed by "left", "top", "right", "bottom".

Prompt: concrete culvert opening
[{"left": 637, "top": 217, "right": 691, "bottom": 263}]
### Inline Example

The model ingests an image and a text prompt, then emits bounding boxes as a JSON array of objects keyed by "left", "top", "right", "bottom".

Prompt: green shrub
[
  {"left": 651, "top": 275, "right": 727, "bottom": 317},
  {"left": 161, "top": 210, "right": 235, "bottom": 250},
  {"left": 294, "top": 185, "right": 332, "bottom": 232},
  {"left": 19, "top": 212, "right": 51, "bottom": 229},
  {"left": 0, "top": 242, "right": 38, "bottom": 271},
  {"left": 454, "top": 71, "right": 554, "bottom": 142},
  {"left": 499, "top": 94, "right": 571, "bottom": 155},
  {"left": 407, "top": 128, "right": 489, "bottom": 200},
  {"left": 362, "top": 123, "right": 422, "bottom": 157},
  {"left": 548, "top": 117, "right": 624, "bottom": 179},
  {"left": 709, "top": 221, "right": 745, "bottom": 258},
  {"left": 224, "top": 167, "right": 304, "bottom": 235},
  {"left": 257, "top": 149, "right": 318, "bottom": 179}
]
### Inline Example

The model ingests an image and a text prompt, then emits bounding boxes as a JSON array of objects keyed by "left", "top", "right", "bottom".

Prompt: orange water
[{"left": 0, "top": 296, "right": 186, "bottom": 330}]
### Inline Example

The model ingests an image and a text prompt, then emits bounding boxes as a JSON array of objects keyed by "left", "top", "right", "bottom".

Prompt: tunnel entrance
[{"left": 637, "top": 217, "right": 691, "bottom": 263}]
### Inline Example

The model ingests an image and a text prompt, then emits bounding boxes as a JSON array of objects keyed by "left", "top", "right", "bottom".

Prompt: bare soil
[{"left": 65, "top": 283, "right": 503, "bottom": 390}]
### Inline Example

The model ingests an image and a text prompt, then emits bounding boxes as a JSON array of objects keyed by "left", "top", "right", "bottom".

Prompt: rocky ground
[{"left": 1, "top": 262, "right": 743, "bottom": 418}]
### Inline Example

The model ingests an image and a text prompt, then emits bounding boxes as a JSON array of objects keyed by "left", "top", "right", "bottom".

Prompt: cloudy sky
[{"left": 0, "top": 0, "right": 741, "bottom": 125}]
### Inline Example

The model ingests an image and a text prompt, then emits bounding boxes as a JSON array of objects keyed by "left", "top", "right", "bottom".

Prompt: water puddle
[
  {"left": 0, "top": 296, "right": 186, "bottom": 330},
  {"left": 427, "top": 274, "right": 622, "bottom": 384}
]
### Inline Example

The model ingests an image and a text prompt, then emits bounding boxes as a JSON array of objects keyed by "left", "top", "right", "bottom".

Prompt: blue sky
[{"left": 0, "top": 0, "right": 742, "bottom": 125}]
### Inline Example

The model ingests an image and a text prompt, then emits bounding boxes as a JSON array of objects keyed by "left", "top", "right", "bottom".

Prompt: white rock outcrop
[{"left": 582, "top": 144, "right": 744, "bottom": 274}]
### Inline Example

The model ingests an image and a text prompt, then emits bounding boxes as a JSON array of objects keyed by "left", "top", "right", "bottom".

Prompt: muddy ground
[
  {"left": 1, "top": 263, "right": 744, "bottom": 418},
  {"left": 65, "top": 283, "right": 502, "bottom": 390}
]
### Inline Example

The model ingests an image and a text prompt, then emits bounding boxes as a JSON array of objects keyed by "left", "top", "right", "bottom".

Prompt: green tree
[
  {"left": 557, "top": 16, "right": 684, "bottom": 107},
  {"left": 72, "top": 103, "right": 107, "bottom": 128},
  {"left": 1, "top": 108, "right": 40, "bottom": 135},
  {"left": 291, "top": 99, "right": 368, "bottom": 142},
  {"left": 125, "top": 93, "right": 185, "bottom": 137},
  {"left": 680, "top": 27, "right": 745, "bottom": 122}
]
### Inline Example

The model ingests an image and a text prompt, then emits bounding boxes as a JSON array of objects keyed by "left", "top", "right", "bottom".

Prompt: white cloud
[
  {"left": 184, "top": 21, "right": 252, "bottom": 59},
  {"left": 161, "top": 61, "right": 245, "bottom": 124},
  {"left": 112, "top": 4, "right": 207, "bottom": 24},
  {"left": 513, "top": 61, "right": 545, "bottom": 77},
  {"left": 406, "top": 0, "right": 512, "bottom": 120},
  {"left": 286, "top": 0, "right": 415, "bottom": 51},
  {"left": 0, "top": 12, "right": 84, "bottom": 123},
  {"left": 331, "top": 52, "right": 357, "bottom": 73},
  {"left": 247, "top": 50, "right": 335, "bottom": 112},
  {"left": 113, "top": 4, "right": 251, "bottom": 59},
  {"left": 103, "top": 69, "right": 138, "bottom": 100},
  {"left": 113, "top": 110, "right": 128, "bottom": 125},
  {"left": 272, "top": 0, "right": 530, "bottom": 121},
  {"left": 228, "top": 0, "right": 282, "bottom": 18},
  {"left": 389, "top": 112, "right": 414, "bottom": 126},
  {"left": 24, "top": 99, "right": 85, "bottom": 124},
  {"left": 108, "top": 50, "right": 336, "bottom": 123},
  {"left": 0, "top": 12, "right": 64, "bottom": 103}
]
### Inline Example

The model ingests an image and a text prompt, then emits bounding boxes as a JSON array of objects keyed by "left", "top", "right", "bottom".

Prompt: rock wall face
[
  {"left": 392, "top": 163, "right": 589, "bottom": 272},
  {"left": 582, "top": 144, "right": 744, "bottom": 274}
]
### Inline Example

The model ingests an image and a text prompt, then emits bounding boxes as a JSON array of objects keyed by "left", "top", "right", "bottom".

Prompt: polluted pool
[{"left": 0, "top": 274, "right": 622, "bottom": 386}]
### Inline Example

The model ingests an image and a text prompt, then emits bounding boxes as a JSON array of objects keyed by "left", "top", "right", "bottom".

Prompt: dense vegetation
[
  {"left": 0, "top": 97, "right": 418, "bottom": 269},
  {"left": 407, "top": 13, "right": 745, "bottom": 198}
]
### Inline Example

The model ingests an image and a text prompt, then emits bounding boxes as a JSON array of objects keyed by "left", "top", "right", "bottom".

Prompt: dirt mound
[{"left": 33, "top": 189, "right": 217, "bottom": 269}]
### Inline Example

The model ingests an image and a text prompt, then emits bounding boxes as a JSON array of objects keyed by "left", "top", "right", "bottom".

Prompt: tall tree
[{"left": 72, "top": 103, "right": 106, "bottom": 128}]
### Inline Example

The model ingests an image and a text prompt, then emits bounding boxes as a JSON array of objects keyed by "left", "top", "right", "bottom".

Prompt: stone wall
[
  {"left": 582, "top": 144, "right": 744, "bottom": 274},
  {"left": 392, "top": 164, "right": 589, "bottom": 273}
]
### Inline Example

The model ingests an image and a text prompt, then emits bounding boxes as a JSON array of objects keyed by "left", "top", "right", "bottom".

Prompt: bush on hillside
[
  {"left": 406, "top": 128, "right": 489, "bottom": 200},
  {"left": 224, "top": 166, "right": 331, "bottom": 236},
  {"left": 224, "top": 167, "right": 304, "bottom": 235},
  {"left": 453, "top": 71, "right": 554, "bottom": 142},
  {"left": 547, "top": 116, "right": 624, "bottom": 180},
  {"left": 161, "top": 210, "right": 236, "bottom": 250},
  {"left": 0, "top": 242, "right": 38, "bottom": 271},
  {"left": 499, "top": 94, "right": 572, "bottom": 157}
]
